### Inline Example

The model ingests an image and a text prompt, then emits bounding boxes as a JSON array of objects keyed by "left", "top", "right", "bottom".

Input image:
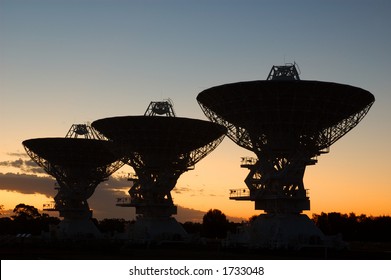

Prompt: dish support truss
[
  {"left": 25, "top": 147, "right": 123, "bottom": 218},
  {"left": 199, "top": 100, "right": 373, "bottom": 214},
  {"left": 230, "top": 151, "right": 317, "bottom": 214},
  {"left": 116, "top": 134, "right": 225, "bottom": 218}
]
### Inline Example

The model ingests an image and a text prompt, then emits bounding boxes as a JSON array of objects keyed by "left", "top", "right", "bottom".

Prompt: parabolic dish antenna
[
  {"left": 197, "top": 63, "right": 375, "bottom": 249},
  {"left": 22, "top": 124, "right": 124, "bottom": 239},
  {"left": 92, "top": 100, "right": 226, "bottom": 241}
]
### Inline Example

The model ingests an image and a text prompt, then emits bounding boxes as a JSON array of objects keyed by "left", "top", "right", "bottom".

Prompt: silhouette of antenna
[
  {"left": 92, "top": 100, "right": 226, "bottom": 241},
  {"left": 197, "top": 63, "right": 374, "bottom": 249},
  {"left": 22, "top": 123, "right": 124, "bottom": 239}
]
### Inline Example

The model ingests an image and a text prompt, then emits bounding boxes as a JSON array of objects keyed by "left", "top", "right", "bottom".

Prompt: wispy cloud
[
  {"left": 0, "top": 172, "right": 130, "bottom": 196},
  {"left": 0, "top": 158, "right": 23, "bottom": 168},
  {"left": 0, "top": 172, "right": 55, "bottom": 196},
  {"left": 0, "top": 158, "right": 46, "bottom": 174},
  {"left": 0, "top": 172, "right": 132, "bottom": 219},
  {"left": 174, "top": 184, "right": 222, "bottom": 199},
  {"left": 6, "top": 152, "right": 30, "bottom": 158},
  {"left": 173, "top": 186, "right": 191, "bottom": 194}
]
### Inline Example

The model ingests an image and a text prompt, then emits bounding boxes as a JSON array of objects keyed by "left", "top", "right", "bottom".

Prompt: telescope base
[
  {"left": 129, "top": 216, "right": 188, "bottom": 242},
  {"left": 226, "top": 213, "right": 336, "bottom": 250},
  {"left": 50, "top": 213, "right": 102, "bottom": 239}
]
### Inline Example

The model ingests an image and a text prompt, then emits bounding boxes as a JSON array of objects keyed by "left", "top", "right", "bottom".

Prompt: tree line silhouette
[
  {"left": 313, "top": 212, "right": 391, "bottom": 242},
  {"left": 1, "top": 204, "right": 390, "bottom": 242}
]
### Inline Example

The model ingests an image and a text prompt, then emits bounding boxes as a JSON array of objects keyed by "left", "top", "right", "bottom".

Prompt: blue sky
[{"left": 1, "top": 0, "right": 390, "bottom": 220}]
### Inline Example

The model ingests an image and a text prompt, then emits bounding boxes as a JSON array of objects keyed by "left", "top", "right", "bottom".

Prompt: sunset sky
[{"left": 1, "top": 0, "right": 390, "bottom": 222}]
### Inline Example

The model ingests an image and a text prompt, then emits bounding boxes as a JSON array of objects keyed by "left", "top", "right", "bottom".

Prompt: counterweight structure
[
  {"left": 197, "top": 64, "right": 375, "bottom": 249},
  {"left": 22, "top": 124, "right": 124, "bottom": 238},
  {"left": 92, "top": 100, "right": 226, "bottom": 241}
]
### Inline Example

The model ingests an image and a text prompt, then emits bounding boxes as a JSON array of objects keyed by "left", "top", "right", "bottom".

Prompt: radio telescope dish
[
  {"left": 22, "top": 124, "right": 124, "bottom": 239},
  {"left": 197, "top": 64, "right": 374, "bottom": 249},
  {"left": 92, "top": 100, "right": 226, "bottom": 241}
]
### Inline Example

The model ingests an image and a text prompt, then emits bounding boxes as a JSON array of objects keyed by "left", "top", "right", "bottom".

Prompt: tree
[
  {"left": 12, "top": 203, "right": 41, "bottom": 220},
  {"left": 312, "top": 212, "right": 391, "bottom": 242},
  {"left": 248, "top": 215, "right": 258, "bottom": 224},
  {"left": 202, "top": 209, "right": 230, "bottom": 238},
  {"left": 9, "top": 203, "right": 60, "bottom": 235}
]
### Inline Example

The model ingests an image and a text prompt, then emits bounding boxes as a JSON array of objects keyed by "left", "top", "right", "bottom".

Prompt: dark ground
[{"left": 1, "top": 237, "right": 390, "bottom": 260}]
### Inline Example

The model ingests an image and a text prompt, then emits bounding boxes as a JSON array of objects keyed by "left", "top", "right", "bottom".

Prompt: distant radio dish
[
  {"left": 92, "top": 100, "right": 226, "bottom": 241},
  {"left": 22, "top": 124, "right": 124, "bottom": 239}
]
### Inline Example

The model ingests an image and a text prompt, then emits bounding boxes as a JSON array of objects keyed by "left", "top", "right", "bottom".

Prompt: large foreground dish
[
  {"left": 198, "top": 80, "right": 374, "bottom": 153},
  {"left": 197, "top": 64, "right": 375, "bottom": 249}
]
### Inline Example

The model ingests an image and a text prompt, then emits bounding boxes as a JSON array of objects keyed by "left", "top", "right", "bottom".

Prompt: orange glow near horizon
[
  {"left": 0, "top": 190, "right": 52, "bottom": 213},
  {"left": 1, "top": 134, "right": 389, "bottom": 221},
  {"left": 1, "top": 121, "right": 391, "bottom": 221}
]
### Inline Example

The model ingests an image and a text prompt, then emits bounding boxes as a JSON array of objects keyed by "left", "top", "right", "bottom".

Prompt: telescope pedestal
[
  {"left": 130, "top": 216, "right": 187, "bottom": 242},
  {"left": 127, "top": 173, "right": 188, "bottom": 241},
  {"left": 240, "top": 153, "right": 313, "bottom": 213},
  {"left": 53, "top": 210, "right": 102, "bottom": 239},
  {"left": 229, "top": 155, "right": 328, "bottom": 249},
  {"left": 248, "top": 213, "right": 325, "bottom": 249}
]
